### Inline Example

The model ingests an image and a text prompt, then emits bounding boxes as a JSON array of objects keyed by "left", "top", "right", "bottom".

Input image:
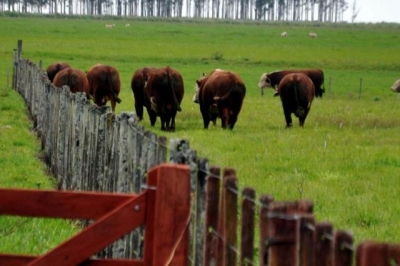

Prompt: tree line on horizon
[{"left": 1, "top": 0, "right": 351, "bottom": 22}]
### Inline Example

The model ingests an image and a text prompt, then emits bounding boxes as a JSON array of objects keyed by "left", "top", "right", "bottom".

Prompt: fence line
[{"left": 12, "top": 40, "right": 400, "bottom": 266}]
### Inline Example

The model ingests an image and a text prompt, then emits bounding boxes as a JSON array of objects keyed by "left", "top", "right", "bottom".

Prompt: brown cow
[
  {"left": 46, "top": 62, "right": 71, "bottom": 83},
  {"left": 278, "top": 73, "right": 315, "bottom": 128},
  {"left": 144, "top": 66, "right": 184, "bottom": 131},
  {"left": 195, "top": 70, "right": 246, "bottom": 130},
  {"left": 86, "top": 64, "right": 121, "bottom": 112},
  {"left": 258, "top": 69, "right": 325, "bottom": 98},
  {"left": 131, "top": 67, "right": 157, "bottom": 121},
  {"left": 53, "top": 67, "right": 89, "bottom": 94}
]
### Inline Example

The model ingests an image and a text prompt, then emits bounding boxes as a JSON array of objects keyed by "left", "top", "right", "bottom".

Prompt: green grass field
[{"left": 1, "top": 14, "right": 400, "bottom": 255}]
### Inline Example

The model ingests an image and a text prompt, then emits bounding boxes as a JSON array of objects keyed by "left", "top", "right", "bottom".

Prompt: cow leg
[
  {"left": 170, "top": 116, "right": 176, "bottom": 131},
  {"left": 299, "top": 108, "right": 310, "bottom": 127},
  {"left": 160, "top": 118, "right": 166, "bottom": 131},
  {"left": 200, "top": 105, "right": 211, "bottom": 129},
  {"left": 164, "top": 116, "right": 172, "bottom": 131},
  {"left": 147, "top": 109, "right": 157, "bottom": 127},
  {"left": 283, "top": 109, "right": 293, "bottom": 128},
  {"left": 228, "top": 115, "right": 238, "bottom": 130},
  {"left": 135, "top": 103, "right": 144, "bottom": 121},
  {"left": 169, "top": 111, "right": 177, "bottom": 131}
]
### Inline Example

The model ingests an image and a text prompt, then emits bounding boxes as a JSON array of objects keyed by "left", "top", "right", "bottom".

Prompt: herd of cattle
[{"left": 46, "top": 62, "right": 400, "bottom": 131}]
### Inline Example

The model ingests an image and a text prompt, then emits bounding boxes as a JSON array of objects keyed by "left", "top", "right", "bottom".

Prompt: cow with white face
[
  {"left": 192, "top": 69, "right": 223, "bottom": 103},
  {"left": 258, "top": 69, "right": 325, "bottom": 98},
  {"left": 391, "top": 79, "right": 400, "bottom": 92}
]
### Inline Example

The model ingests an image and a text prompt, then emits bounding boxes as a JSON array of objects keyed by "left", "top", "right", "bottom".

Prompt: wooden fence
[
  {"left": 11, "top": 40, "right": 400, "bottom": 265},
  {"left": 0, "top": 164, "right": 191, "bottom": 266}
]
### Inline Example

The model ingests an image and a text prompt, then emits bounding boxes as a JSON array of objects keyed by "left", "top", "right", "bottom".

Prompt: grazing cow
[
  {"left": 105, "top": 24, "right": 115, "bottom": 28},
  {"left": 281, "top": 31, "right": 288, "bottom": 37},
  {"left": 144, "top": 66, "right": 184, "bottom": 131},
  {"left": 53, "top": 67, "right": 89, "bottom": 94},
  {"left": 309, "top": 32, "right": 317, "bottom": 38},
  {"left": 278, "top": 73, "right": 315, "bottom": 128},
  {"left": 46, "top": 62, "right": 71, "bottom": 83},
  {"left": 258, "top": 69, "right": 325, "bottom": 98},
  {"left": 125, "top": 23, "right": 130, "bottom": 27},
  {"left": 390, "top": 79, "right": 400, "bottom": 92},
  {"left": 192, "top": 69, "right": 223, "bottom": 104},
  {"left": 131, "top": 67, "right": 157, "bottom": 121},
  {"left": 86, "top": 64, "right": 121, "bottom": 112},
  {"left": 195, "top": 70, "right": 246, "bottom": 130}
]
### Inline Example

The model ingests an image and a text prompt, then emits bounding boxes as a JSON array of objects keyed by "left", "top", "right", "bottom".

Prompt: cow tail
[
  {"left": 294, "top": 78, "right": 305, "bottom": 118},
  {"left": 108, "top": 71, "right": 122, "bottom": 103},
  {"left": 167, "top": 67, "right": 182, "bottom": 112}
]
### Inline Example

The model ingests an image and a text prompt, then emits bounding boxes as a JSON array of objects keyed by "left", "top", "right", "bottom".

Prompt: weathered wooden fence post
[
  {"left": 299, "top": 215, "right": 316, "bottom": 266},
  {"left": 259, "top": 194, "right": 274, "bottom": 266},
  {"left": 356, "top": 241, "right": 400, "bottom": 266},
  {"left": 222, "top": 171, "right": 238, "bottom": 266},
  {"left": 314, "top": 222, "right": 334, "bottom": 266},
  {"left": 170, "top": 138, "right": 206, "bottom": 265},
  {"left": 333, "top": 230, "right": 353, "bottom": 266},
  {"left": 267, "top": 202, "right": 299, "bottom": 266},
  {"left": 204, "top": 166, "right": 221, "bottom": 266},
  {"left": 241, "top": 187, "right": 256, "bottom": 266}
]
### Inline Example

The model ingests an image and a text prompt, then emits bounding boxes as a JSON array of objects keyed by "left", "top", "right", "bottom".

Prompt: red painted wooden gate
[{"left": 0, "top": 164, "right": 191, "bottom": 266}]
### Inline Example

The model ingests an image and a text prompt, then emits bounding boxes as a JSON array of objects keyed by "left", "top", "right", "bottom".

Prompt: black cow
[
  {"left": 144, "top": 66, "right": 184, "bottom": 131},
  {"left": 131, "top": 67, "right": 157, "bottom": 121},
  {"left": 258, "top": 69, "right": 325, "bottom": 98},
  {"left": 195, "top": 70, "right": 246, "bottom": 130},
  {"left": 278, "top": 73, "right": 315, "bottom": 128}
]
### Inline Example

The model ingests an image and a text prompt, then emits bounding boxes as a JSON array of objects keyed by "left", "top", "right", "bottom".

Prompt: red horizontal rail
[
  {"left": 0, "top": 254, "right": 144, "bottom": 266},
  {"left": 0, "top": 188, "right": 139, "bottom": 220}
]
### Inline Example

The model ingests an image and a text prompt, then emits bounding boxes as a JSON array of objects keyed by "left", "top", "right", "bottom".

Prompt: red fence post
[
  {"left": 299, "top": 214, "right": 315, "bottom": 266},
  {"left": 259, "top": 194, "right": 274, "bottom": 266},
  {"left": 143, "top": 164, "right": 191, "bottom": 266},
  {"left": 240, "top": 187, "right": 256, "bottom": 266},
  {"left": 267, "top": 202, "right": 299, "bottom": 266},
  {"left": 222, "top": 169, "right": 238, "bottom": 266},
  {"left": 314, "top": 222, "right": 334, "bottom": 266},
  {"left": 356, "top": 241, "right": 400, "bottom": 266},
  {"left": 333, "top": 230, "right": 353, "bottom": 266},
  {"left": 203, "top": 166, "right": 221, "bottom": 266}
]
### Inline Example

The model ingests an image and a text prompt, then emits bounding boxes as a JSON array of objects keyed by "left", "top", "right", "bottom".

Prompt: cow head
[
  {"left": 194, "top": 76, "right": 208, "bottom": 103},
  {"left": 315, "top": 87, "right": 325, "bottom": 97},
  {"left": 192, "top": 73, "right": 205, "bottom": 103},
  {"left": 258, "top": 73, "right": 273, "bottom": 89}
]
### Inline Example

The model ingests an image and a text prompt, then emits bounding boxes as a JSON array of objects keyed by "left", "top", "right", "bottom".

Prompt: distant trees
[{"left": 0, "top": 0, "right": 350, "bottom": 22}]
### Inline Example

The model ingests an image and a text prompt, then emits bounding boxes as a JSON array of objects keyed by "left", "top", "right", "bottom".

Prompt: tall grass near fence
[{"left": 1, "top": 16, "right": 400, "bottom": 256}]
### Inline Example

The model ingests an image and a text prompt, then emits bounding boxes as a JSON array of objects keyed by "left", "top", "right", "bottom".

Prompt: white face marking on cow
[
  {"left": 258, "top": 73, "right": 272, "bottom": 89},
  {"left": 193, "top": 84, "right": 200, "bottom": 103},
  {"left": 391, "top": 79, "right": 400, "bottom": 92}
]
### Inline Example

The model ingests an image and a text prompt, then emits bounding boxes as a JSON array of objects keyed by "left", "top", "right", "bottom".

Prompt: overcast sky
[{"left": 343, "top": 0, "right": 400, "bottom": 23}]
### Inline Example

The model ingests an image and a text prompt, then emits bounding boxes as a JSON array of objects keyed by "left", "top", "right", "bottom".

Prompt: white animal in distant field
[
  {"left": 309, "top": 32, "right": 317, "bottom": 38},
  {"left": 391, "top": 79, "right": 400, "bottom": 92},
  {"left": 126, "top": 23, "right": 130, "bottom": 27},
  {"left": 281, "top": 31, "right": 287, "bottom": 37},
  {"left": 105, "top": 24, "right": 115, "bottom": 28}
]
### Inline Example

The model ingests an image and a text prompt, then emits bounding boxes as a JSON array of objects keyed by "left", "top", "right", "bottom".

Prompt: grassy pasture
[{"left": 1, "top": 15, "right": 400, "bottom": 255}]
